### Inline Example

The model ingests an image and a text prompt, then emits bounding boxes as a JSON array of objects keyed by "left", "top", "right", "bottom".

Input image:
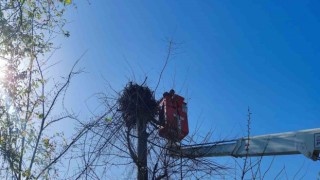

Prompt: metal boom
[{"left": 172, "top": 128, "right": 320, "bottom": 161}]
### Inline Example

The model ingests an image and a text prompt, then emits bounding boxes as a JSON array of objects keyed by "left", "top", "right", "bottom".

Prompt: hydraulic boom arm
[{"left": 172, "top": 128, "right": 320, "bottom": 161}]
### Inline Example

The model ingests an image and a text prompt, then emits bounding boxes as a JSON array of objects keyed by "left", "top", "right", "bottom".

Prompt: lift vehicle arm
[{"left": 172, "top": 128, "right": 320, "bottom": 161}]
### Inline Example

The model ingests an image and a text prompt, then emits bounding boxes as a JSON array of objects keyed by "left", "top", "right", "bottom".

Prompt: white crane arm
[{"left": 172, "top": 128, "right": 320, "bottom": 161}]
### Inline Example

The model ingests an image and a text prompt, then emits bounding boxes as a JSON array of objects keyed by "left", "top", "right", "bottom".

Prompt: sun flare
[{"left": 0, "top": 58, "right": 7, "bottom": 85}]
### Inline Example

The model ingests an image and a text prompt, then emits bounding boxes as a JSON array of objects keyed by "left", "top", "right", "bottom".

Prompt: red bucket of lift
[{"left": 158, "top": 90, "right": 189, "bottom": 142}]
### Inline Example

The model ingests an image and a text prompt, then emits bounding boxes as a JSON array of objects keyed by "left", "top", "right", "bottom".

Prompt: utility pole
[
  {"left": 119, "top": 83, "right": 158, "bottom": 180},
  {"left": 137, "top": 117, "right": 148, "bottom": 180}
]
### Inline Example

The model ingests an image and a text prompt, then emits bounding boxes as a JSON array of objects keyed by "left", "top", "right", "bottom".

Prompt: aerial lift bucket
[{"left": 158, "top": 90, "right": 189, "bottom": 142}]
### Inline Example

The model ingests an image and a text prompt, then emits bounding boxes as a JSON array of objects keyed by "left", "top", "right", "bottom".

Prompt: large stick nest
[{"left": 118, "top": 82, "right": 158, "bottom": 128}]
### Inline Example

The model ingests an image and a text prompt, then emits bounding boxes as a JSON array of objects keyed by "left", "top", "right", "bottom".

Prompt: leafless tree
[{"left": 65, "top": 40, "right": 230, "bottom": 180}]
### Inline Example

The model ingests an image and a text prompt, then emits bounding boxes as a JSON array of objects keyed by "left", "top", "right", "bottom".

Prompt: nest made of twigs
[{"left": 118, "top": 82, "right": 158, "bottom": 128}]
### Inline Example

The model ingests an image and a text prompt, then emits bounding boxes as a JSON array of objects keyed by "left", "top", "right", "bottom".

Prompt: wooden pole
[{"left": 137, "top": 117, "right": 148, "bottom": 180}]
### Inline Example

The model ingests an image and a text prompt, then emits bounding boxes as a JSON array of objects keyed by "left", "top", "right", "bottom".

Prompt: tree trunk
[{"left": 137, "top": 118, "right": 148, "bottom": 180}]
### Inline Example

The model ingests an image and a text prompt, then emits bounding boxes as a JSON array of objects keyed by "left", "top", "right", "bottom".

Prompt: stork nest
[{"left": 118, "top": 82, "right": 158, "bottom": 128}]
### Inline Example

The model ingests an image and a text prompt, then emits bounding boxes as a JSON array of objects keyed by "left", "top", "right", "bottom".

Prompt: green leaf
[
  {"left": 105, "top": 117, "right": 112, "bottom": 122},
  {"left": 39, "top": 95, "right": 45, "bottom": 100},
  {"left": 43, "top": 138, "right": 50, "bottom": 147},
  {"left": 22, "top": 170, "right": 31, "bottom": 177},
  {"left": 64, "top": 0, "right": 72, "bottom": 5},
  {"left": 38, "top": 113, "right": 44, "bottom": 119}
]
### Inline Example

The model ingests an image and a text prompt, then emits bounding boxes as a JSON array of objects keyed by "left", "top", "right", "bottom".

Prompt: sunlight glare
[{"left": 0, "top": 58, "right": 7, "bottom": 90}]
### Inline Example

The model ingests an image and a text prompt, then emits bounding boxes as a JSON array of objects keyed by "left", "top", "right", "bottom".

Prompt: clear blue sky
[{"left": 51, "top": 0, "right": 320, "bottom": 179}]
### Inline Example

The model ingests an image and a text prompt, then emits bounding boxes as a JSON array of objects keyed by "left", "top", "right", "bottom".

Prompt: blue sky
[{"left": 50, "top": 0, "right": 320, "bottom": 178}]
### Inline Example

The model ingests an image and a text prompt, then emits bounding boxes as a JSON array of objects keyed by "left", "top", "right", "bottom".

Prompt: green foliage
[
  {"left": 22, "top": 170, "right": 31, "bottom": 177},
  {"left": 0, "top": 0, "right": 72, "bottom": 56},
  {"left": 105, "top": 117, "right": 112, "bottom": 122},
  {"left": 0, "top": 0, "right": 73, "bottom": 179},
  {"left": 64, "top": 0, "right": 72, "bottom": 5},
  {"left": 38, "top": 113, "right": 44, "bottom": 119}
]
